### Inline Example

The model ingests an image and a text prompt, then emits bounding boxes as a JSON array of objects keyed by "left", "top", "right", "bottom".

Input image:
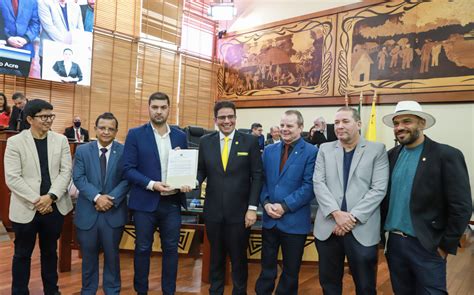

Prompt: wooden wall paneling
[
  {"left": 158, "top": 49, "right": 179, "bottom": 125},
  {"left": 95, "top": 0, "right": 117, "bottom": 32},
  {"left": 123, "top": 42, "right": 139, "bottom": 132},
  {"left": 180, "top": 56, "right": 200, "bottom": 127},
  {"left": 50, "top": 83, "right": 75, "bottom": 133},
  {"left": 130, "top": 43, "right": 146, "bottom": 129},
  {"left": 73, "top": 85, "right": 92, "bottom": 136},
  {"left": 142, "top": 0, "right": 182, "bottom": 45},
  {"left": 109, "top": 38, "right": 135, "bottom": 141},
  {"left": 89, "top": 34, "right": 114, "bottom": 131},
  {"left": 141, "top": 44, "right": 162, "bottom": 126},
  {"left": 25, "top": 79, "right": 51, "bottom": 101},
  {"left": 0, "top": 76, "right": 20, "bottom": 104},
  {"left": 196, "top": 59, "right": 213, "bottom": 128},
  {"left": 115, "top": 0, "right": 140, "bottom": 37}
]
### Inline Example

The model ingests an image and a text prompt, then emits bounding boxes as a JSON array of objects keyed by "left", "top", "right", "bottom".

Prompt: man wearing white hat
[{"left": 381, "top": 100, "right": 472, "bottom": 294}]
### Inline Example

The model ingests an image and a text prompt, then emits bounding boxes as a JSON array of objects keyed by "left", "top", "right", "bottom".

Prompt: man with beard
[
  {"left": 123, "top": 92, "right": 191, "bottom": 295},
  {"left": 381, "top": 101, "right": 471, "bottom": 294},
  {"left": 313, "top": 107, "right": 389, "bottom": 295}
]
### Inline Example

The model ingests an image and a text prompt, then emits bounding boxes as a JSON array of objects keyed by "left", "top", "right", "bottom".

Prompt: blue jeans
[
  {"left": 133, "top": 199, "right": 181, "bottom": 295},
  {"left": 386, "top": 232, "right": 447, "bottom": 294}
]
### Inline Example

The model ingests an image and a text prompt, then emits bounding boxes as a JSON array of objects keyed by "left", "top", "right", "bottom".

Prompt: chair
[{"left": 185, "top": 126, "right": 206, "bottom": 149}]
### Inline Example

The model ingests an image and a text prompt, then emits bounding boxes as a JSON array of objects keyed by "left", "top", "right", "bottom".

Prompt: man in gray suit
[{"left": 313, "top": 107, "right": 389, "bottom": 295}]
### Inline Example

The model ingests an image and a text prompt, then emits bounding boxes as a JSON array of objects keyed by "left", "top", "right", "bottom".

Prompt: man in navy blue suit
[
  {"left": 255, "top": 110, "right": 318, "bottom": 295},
  {"left": 73, "top": 112, "right": 129, "bottom": 294},
  {"left": 0, "top": 0, "right": 40, "bottom": 76},
  {"left": 123, "top": 92, "right": 191, "bottom": 295}
]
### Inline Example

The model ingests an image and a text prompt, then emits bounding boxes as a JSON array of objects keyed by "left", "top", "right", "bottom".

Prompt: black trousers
[
  {"left": 205, "top": 221, "right": 250, "bottom": 295},
  {"left": 315, "top": 233, "right": 378, "bottom": 295},
  {"left": 11, "top": 205, "right": 64, "bottom": 295},
  {"left": 255, "top": 227, "right": 307, "bottom": 295}
]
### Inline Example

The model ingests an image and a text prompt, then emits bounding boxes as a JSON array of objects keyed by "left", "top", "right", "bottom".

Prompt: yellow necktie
[{"left": 222, "top": 136, "right": 229, "bottom": 171}]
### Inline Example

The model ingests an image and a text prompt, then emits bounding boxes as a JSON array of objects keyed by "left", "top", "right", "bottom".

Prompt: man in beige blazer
[{"left": 4, "top": 99, "right": 72, "bottom": 295}]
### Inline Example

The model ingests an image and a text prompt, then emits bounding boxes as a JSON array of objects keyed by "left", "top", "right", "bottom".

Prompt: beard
[{"left": 397, "top": 128, "right": 421, "bottom": 145}]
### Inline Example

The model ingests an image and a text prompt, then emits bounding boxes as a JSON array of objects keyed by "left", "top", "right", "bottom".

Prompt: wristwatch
[{"left": 48, "top": 193, "right": 58, "bottom": 202}]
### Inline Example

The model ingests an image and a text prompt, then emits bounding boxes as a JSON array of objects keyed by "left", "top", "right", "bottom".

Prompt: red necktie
[
  {"left": 12, "top": 0, "right": 18, "bottom": 16},
  {"left": 76, "top": 129, "right": 81, "bottom": 142},
  {"left": 279, "top": 144, "right": 289, "bottom": 172}
]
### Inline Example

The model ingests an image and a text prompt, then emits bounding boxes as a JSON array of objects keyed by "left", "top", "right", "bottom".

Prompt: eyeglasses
[
  {"left": 216, "top": 115, "right": 236, "bottom": 121},
  {"left": 33, "top": 114, "right": 56, "bottom": 122},
  {"left": 96, "top": 126, "right": 117, "bottom": 132}
]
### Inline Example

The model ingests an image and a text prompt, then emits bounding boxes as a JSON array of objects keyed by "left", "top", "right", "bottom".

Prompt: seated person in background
[
  {"left": 64, "top": 116, "right": 89, "bottom": 142},
  {"left": 251, "top": 122, "right": 265, "bottom": 151},
  {"left": 0, "top": 92, "right": 11, "bottom": 128},
  {"left": 305, "top": 125, "right": 316, "bottom": 143},
  {"left": 8, "top": 92, "right": 30, "bottom": 131},
  {"left": 53, "top": 48, "right": 83, "bottom": 83},
  {"left": 264, "top": 125, "right": 280, "bottom": 145},
  {"left": 310, "top": 116, "right": 337, "bottom": 147}
]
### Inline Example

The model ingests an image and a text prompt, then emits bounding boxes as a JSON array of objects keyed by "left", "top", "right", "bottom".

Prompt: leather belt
[{"left": 391, "top": 230, "right": 409, "bottom": 238}]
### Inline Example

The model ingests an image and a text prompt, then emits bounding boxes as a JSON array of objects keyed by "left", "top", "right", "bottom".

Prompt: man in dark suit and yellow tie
[{"left": 198, "top": 100, "right": 263, "bottom": 295}]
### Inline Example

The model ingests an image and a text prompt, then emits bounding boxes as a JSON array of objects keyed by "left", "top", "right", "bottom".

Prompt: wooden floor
[{"left": 0, "top": 232, "right": 472, "bottom": 295}]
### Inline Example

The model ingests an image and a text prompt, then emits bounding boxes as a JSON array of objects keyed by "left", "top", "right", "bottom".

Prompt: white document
[{"left": 166, "top": 149, "right": 198, "bottom": 189}]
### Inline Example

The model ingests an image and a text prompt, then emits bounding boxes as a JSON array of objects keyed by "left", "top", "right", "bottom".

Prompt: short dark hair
[
  {"left": 24, "top": 99, "right": 53, "bottom": 118},
  {"left": 213, "top": 100, "right": 236, "bottom": 118},
  {"left": 148, "top": 92, "right": 170, "bottom": 106},
  {"left": 63, "top": 48, "right": 73, "bottom": 54},
  {"left": 251, "top": 123, "right": 262, "bottom": 130},
  {"left": 95, "top": 112, "right": 118, "bottom": 129},
  {"left": 336, "top": 106, "right": 361, "bottom": 122},
  {"left": 12, "top": 92, "right": 26, "bottom": 101}
]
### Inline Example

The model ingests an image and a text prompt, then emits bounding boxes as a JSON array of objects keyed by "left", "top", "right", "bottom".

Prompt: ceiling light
[{"left": 208, "top": 2, "right": 236, "bottom": 21}]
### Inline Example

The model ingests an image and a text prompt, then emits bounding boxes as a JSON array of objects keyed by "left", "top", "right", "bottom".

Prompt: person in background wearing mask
[{"left": 64, "top": 116, "right": 89, "bottom": 142}]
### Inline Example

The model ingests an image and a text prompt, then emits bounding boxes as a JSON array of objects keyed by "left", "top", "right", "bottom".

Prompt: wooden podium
[{"left": 0, "top": 130, "right": 19, "bottom": 230}]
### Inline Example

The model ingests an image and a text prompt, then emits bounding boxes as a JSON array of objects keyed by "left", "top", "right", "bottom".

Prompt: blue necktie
[{"left": 100, "top": 148, "right": 107, "bottom": 185}]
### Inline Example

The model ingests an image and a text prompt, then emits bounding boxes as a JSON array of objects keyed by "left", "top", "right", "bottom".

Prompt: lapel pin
[
  {"left": 235, "top": 141, "right": 239, "bottom": 145},
  {"left": 113, "top": 150, "right": 116, "bottom": 154},
  {"left": 422, "top": 157, "right": 426, "bottom": 161},
  {"left": 295, "top": 151, "right": 298, "bottom": 154}
]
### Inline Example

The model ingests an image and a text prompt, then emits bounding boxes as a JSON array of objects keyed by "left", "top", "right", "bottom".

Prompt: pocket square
[{"left": 237, "top": 152, "right": 248, "bottom": 156}]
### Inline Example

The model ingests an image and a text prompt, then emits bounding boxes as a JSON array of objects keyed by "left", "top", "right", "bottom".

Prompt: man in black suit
[
  {"left": 310, "top": 116, "right": 336, "bottom": 146},
  {"left": 64, "top": 116, "right": 89, "bottom": 142},
  {"left": 198, "top": 100, "right": 263, "bottom": 295},
  {"left": 381, "top": 101, "right": 472, "bottom": 294},
  {"left": 8, "top": 92, "right": 30, "bottom": 131}
]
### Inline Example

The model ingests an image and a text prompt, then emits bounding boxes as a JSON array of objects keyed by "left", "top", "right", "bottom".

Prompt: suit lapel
[
  {"left": 89, "top": 142, "right": 103, "bottom": 187},
  {"left": 347, "top": 139, "right": 367, "bottom": 185},
  {"left": 145, "top": 123, "right": 160, "bottom": 163},
  {"left": 25, "top": 130, "right": 41, "bottom": 177},
  {"left": 335, "top": 141, "right": 344, "bottom": 189},
  {"left": 211, "top": 133, "right": 224, "bottom": 172},
  {"left": 226, "top": 131, "right": 240, "bottom": 171},
  {"left": 279, "top": 139, "right": 303, "bottom": 179},
  {"left": 106, "top": 142, "right": 119, "bottom": 187},
  {"left": 47, "top": 132, "right": 55, "bottom": 174},
  {"left": 411, "top": 137, "right": 432, "bottom": 197}
]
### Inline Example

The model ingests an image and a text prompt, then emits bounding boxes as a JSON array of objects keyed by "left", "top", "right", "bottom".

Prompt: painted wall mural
[
  {"left": 217, "top": 15, "right": 336, "bottom": 100},
  {"left": 336, "top": 0, "right": 474, "bottom": 95}
]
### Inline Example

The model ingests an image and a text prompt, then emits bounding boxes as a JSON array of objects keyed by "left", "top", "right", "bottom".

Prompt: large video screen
[{"left": 0, "top": 0, "right": 94, "bottom": 86}]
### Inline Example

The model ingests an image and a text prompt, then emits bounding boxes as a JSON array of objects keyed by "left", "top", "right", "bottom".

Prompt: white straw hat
[{"left": 382, "top": 100, "right": 436, "bottom": 129}]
